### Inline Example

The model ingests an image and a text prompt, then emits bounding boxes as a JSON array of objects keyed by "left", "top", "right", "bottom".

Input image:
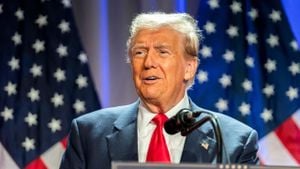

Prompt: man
[{"left": 60, "top": 12, "right": 258, "bottom": 169}]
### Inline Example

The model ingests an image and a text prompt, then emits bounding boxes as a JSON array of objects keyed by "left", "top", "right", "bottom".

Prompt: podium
[{"left": 112, "top": 162, "right": 300, "bottom": 169}]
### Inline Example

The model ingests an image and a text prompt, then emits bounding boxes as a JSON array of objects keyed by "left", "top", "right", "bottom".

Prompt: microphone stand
[{"left": 181, "top": 112, "right": 223, "bottom": 164}]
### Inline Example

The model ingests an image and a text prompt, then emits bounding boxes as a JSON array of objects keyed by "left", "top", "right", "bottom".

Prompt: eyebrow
[
  {"left": 131, "top": 42, "right": 172, "bottom": 50},
  {"left": 131, "top": 43, "right": 147, "bottom": 50}
]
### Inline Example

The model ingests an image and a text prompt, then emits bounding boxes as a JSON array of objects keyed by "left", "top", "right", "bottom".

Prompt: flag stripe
[
  {"left": 0, "top": 143, "right": 20, "bottom": 169},
  {"left": 40, "top": 140, "right": 66, "bottom": 169},
  {"left": 25, "top": 157, "right": 47, "bottom": 169},
  {"left": 60, "top": 136, "right": 68, "bottom": 148},
  {"left": 275, "top": 117, "right": 300, "bottom": 163},
  {"left": 292, "top": 109, "right": 300, "bottom": 129},
  {"left": 258, "top": 132, "right": 298, "bottom": 165}
]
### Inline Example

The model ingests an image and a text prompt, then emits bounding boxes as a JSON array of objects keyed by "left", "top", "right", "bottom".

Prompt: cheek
[{"left": 131, "top": 62, "right": 143, "bottom": 84}]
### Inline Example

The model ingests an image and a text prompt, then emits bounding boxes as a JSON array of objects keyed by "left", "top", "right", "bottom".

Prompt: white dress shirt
[{"left": 137, "top": 93, "right": 190, "bottom": 163}]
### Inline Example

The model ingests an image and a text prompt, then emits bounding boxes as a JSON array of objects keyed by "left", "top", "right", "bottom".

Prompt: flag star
[
  {"left": 230, "top": 1, "right": 242, "bottom": 14},
  {"left": 8, "top": 57, "right": 20, "bottom": 71},
  {"left": 200, "top": 45, "right": 212, "bottom": 58},
  {"left": 4, "top": 81, "right": 17, "bottom": 96},
  {"left": 197, "top": 70, "right": 208, "bottom": 84},
  {"left": 56, "top": 44, "right": 68, "bottom": 57},
  {"left": 290, "top": 40, "right": 299, "bottom": 51},
  {"left": 289, "top": 62, "right": 300, "bottom": 76},
  {"left": 286, "top": 86, "right": 298, "bottom": 101},
  {"left": 78, "top": 52, "right": 88, "bottom": 63},
  {"left": 35, "top": 15, "right": 48, "bottom": 28},
  {"left": 11, "top": 32, "right": 22, "bottom": 45},
  {"left": 207, "top": 0, "right": 219, "bottom": 9},
  {"left": 48, "top": 118, "right": 62, "bottom": 133},
  {"left": 219, "top": 74, "right": 232, "bottom": 88},
  {"left": 222, "top": 50, "right": 235, "bottom": 63},
  {"left": 261, "top": 108, "right": 273, "bottom": 122},
  {"left": 22, "top": 137, "right": 35, "bottom": 151},
  {"left": 266, "top": 34, "right": 279, "bottom": 48},
  {"left": 248, "top": 8, "right": 258, "bottom": 20},
  {"left": 53, "top": 68, "right": 66, "bottom": 82},
  {"left": 24, "top": 112, "right": 38, "bottom": 127},
  {"left": 58, "top": 20, "right": 70, "bottom": 33},
  {"left": 76, "top": 74, "right": 88, "bottom": 88},
  {"left": 51, "top": 93, "right": 64, "bottom": 107},
  {"left": 1, "top": 107, "right": 14, "bottom": 121},
  {"left": 226, "top": 25, "right": 239, "bottom": 38},
  {"left": 264, "top": 59, "right": 276, "bottom": 73},
  {"left": 61, "top": 0, "right": 71, "bottom": 8},
  {"left": 32, "top": 39, "right": 45, "bottom": 53},
  {"left": 269, "top": 10, "right": 281, "bottom": 23},
  {"left": 246, "top": 32, "right": 257, "bottom": 45},
  {"left": 215, "top": 98, "right": 228, "bottom": 112},
  {"left": 15, "top": 8, "right": 24, "bottom": 20},
  {"left": 245, "top": 56, "right": 254, "bottom": 68},
  {"left": 263, "top": 84, "right": 275, "bottom": 98},
  {"left": 242, "top": 79, "right": 252, "bottom": 92},
  {"left": 27, "top": 88, "right": 40, "bottom": 102},
  {"left": 239, "top": 102, "right": 251, "bottom": 116},
  {"left": 203, "top": 21, "right": 216, "bottom": 34},
  {"left": 73, "top": 99, "right": 86, "bottom": 114},
  {"left": 30, "top": 64, "right": 43, "bottom": 77}
]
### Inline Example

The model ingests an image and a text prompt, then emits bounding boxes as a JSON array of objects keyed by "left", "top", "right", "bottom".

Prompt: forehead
[{"left": 131, "top": 26, "right": 185, "bottom": 46}]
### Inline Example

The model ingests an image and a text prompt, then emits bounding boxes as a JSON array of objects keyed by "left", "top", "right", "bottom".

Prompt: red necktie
[{"left": 146, "top": 113, "right": 171, "bottom": 163}]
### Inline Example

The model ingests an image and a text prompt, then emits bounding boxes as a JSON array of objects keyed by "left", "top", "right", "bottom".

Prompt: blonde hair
[{"left": 127, "top": 12, "right": 202, "bottom": 59}]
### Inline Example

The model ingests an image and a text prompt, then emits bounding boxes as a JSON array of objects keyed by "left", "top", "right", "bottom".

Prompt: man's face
[{"left": 129, "top": 27, "right": 197, "bottom": 112}]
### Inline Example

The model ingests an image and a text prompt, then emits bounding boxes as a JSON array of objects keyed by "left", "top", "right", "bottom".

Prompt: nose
[{"left": 144, "top": 48, "right": 157, "bottom": 69}]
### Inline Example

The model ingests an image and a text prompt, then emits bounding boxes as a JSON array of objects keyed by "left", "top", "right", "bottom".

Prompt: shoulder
[
  {"left": 190, "top": 101, "right": 257, "bottom": 145},
  {"left": 190, "top": 100, "right": 255, "bottom": 134},
  {"left": 73, "top": 101, "right": 139, "bottom": 128}
]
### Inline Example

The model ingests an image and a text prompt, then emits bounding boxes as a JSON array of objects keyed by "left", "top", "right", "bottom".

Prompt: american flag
[
  {"left": 0, "top": 0, "right": 100, "bottom": 168},
  {"left": 189, "top": 0, "right": 300, "bottom": 165}
]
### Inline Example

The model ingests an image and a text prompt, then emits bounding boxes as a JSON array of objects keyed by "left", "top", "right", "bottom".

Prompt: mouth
[{"left": 142, "top": 76, "right": 160, "bottom": 84}]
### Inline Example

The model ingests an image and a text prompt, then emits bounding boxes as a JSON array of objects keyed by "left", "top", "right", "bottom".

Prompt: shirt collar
[{"left": 138, "top": 93, "right": 191, "bottom": 129}]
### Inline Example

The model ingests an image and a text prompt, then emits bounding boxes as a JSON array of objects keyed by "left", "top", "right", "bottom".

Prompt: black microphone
[
  {"left": 165, "top": 108, "right": 225, "bottom": 163},
  {"left": 164, "top": 108, "right": 201, "bottom": 135}
]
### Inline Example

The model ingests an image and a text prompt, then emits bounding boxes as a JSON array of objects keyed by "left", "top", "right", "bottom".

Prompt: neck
[{"left": 141, "top": 93, "right": 186, "bottom": 113}]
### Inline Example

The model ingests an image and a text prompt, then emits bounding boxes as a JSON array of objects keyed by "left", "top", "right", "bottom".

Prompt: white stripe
[
  {"left": 0, "top": 142, "right": 20, "bottom": 169},
  {"left": 40, "top": 141, "right": 66, "bottom": 169},
  {"left": 292, "top": 109, "right": 300, "bottom": 129},
  {"left": 258, "top": 132, "right": 298, "bottom": 166}
]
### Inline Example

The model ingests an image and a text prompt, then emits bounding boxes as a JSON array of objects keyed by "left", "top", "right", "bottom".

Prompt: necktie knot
[{"left": 152, "top": 113, "right": 168, "bottom": 127}]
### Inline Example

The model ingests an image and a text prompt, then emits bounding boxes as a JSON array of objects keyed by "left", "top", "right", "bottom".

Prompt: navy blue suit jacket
[{"left": 60, "top": 100, "right": 258, "bottom": 169}]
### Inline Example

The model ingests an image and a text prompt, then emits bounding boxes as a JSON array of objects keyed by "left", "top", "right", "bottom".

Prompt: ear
[{"left": 184, "top": 58, "right": 198, "bottom": 81}]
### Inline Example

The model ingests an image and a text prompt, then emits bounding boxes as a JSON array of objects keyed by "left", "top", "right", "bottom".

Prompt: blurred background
[{"left": 0, "top": 0, "right": 299, "bottom": 168}]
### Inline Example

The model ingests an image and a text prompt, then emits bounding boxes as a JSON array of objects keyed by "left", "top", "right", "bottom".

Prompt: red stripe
[
  {"left": 25, "top": 157, "right": 47, "bottom": 169},
  {"left": 60, "top": 135, "right": 68, "bottom": 148},
  {"left": 275, "top": 117, "right": 300, "bottom": 164}
]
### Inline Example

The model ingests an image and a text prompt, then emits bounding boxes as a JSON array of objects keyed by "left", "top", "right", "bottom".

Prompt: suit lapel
[
  {"left": 106, "top": 102, "right": 139, "bottom": 161},
  {"left": 180, "top": 101, "right": 217, "bottom": 163}
]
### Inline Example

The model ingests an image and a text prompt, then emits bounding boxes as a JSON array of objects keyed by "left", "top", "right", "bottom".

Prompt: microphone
[
  {"left": 164, "top": 108, "right": 201, "bottom": 135},
  {"left": 164, "top": 108, "right": 226, "bottom": 163}
]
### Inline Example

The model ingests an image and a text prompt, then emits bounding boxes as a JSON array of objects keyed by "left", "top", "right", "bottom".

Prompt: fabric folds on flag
[
  {"left": 0, "top": 0, "right": 101, "bottom": 168},
  {"left": 190, "top": 0, "right": 300, "bottom": 166}
]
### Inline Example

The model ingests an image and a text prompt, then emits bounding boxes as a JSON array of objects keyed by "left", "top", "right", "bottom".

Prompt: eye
[
  {"left": 159, "top": 49, "right": 170, "bottom": 56},
  {"left": 133, "top": 49, "right": 147, "bottom": 57}
]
